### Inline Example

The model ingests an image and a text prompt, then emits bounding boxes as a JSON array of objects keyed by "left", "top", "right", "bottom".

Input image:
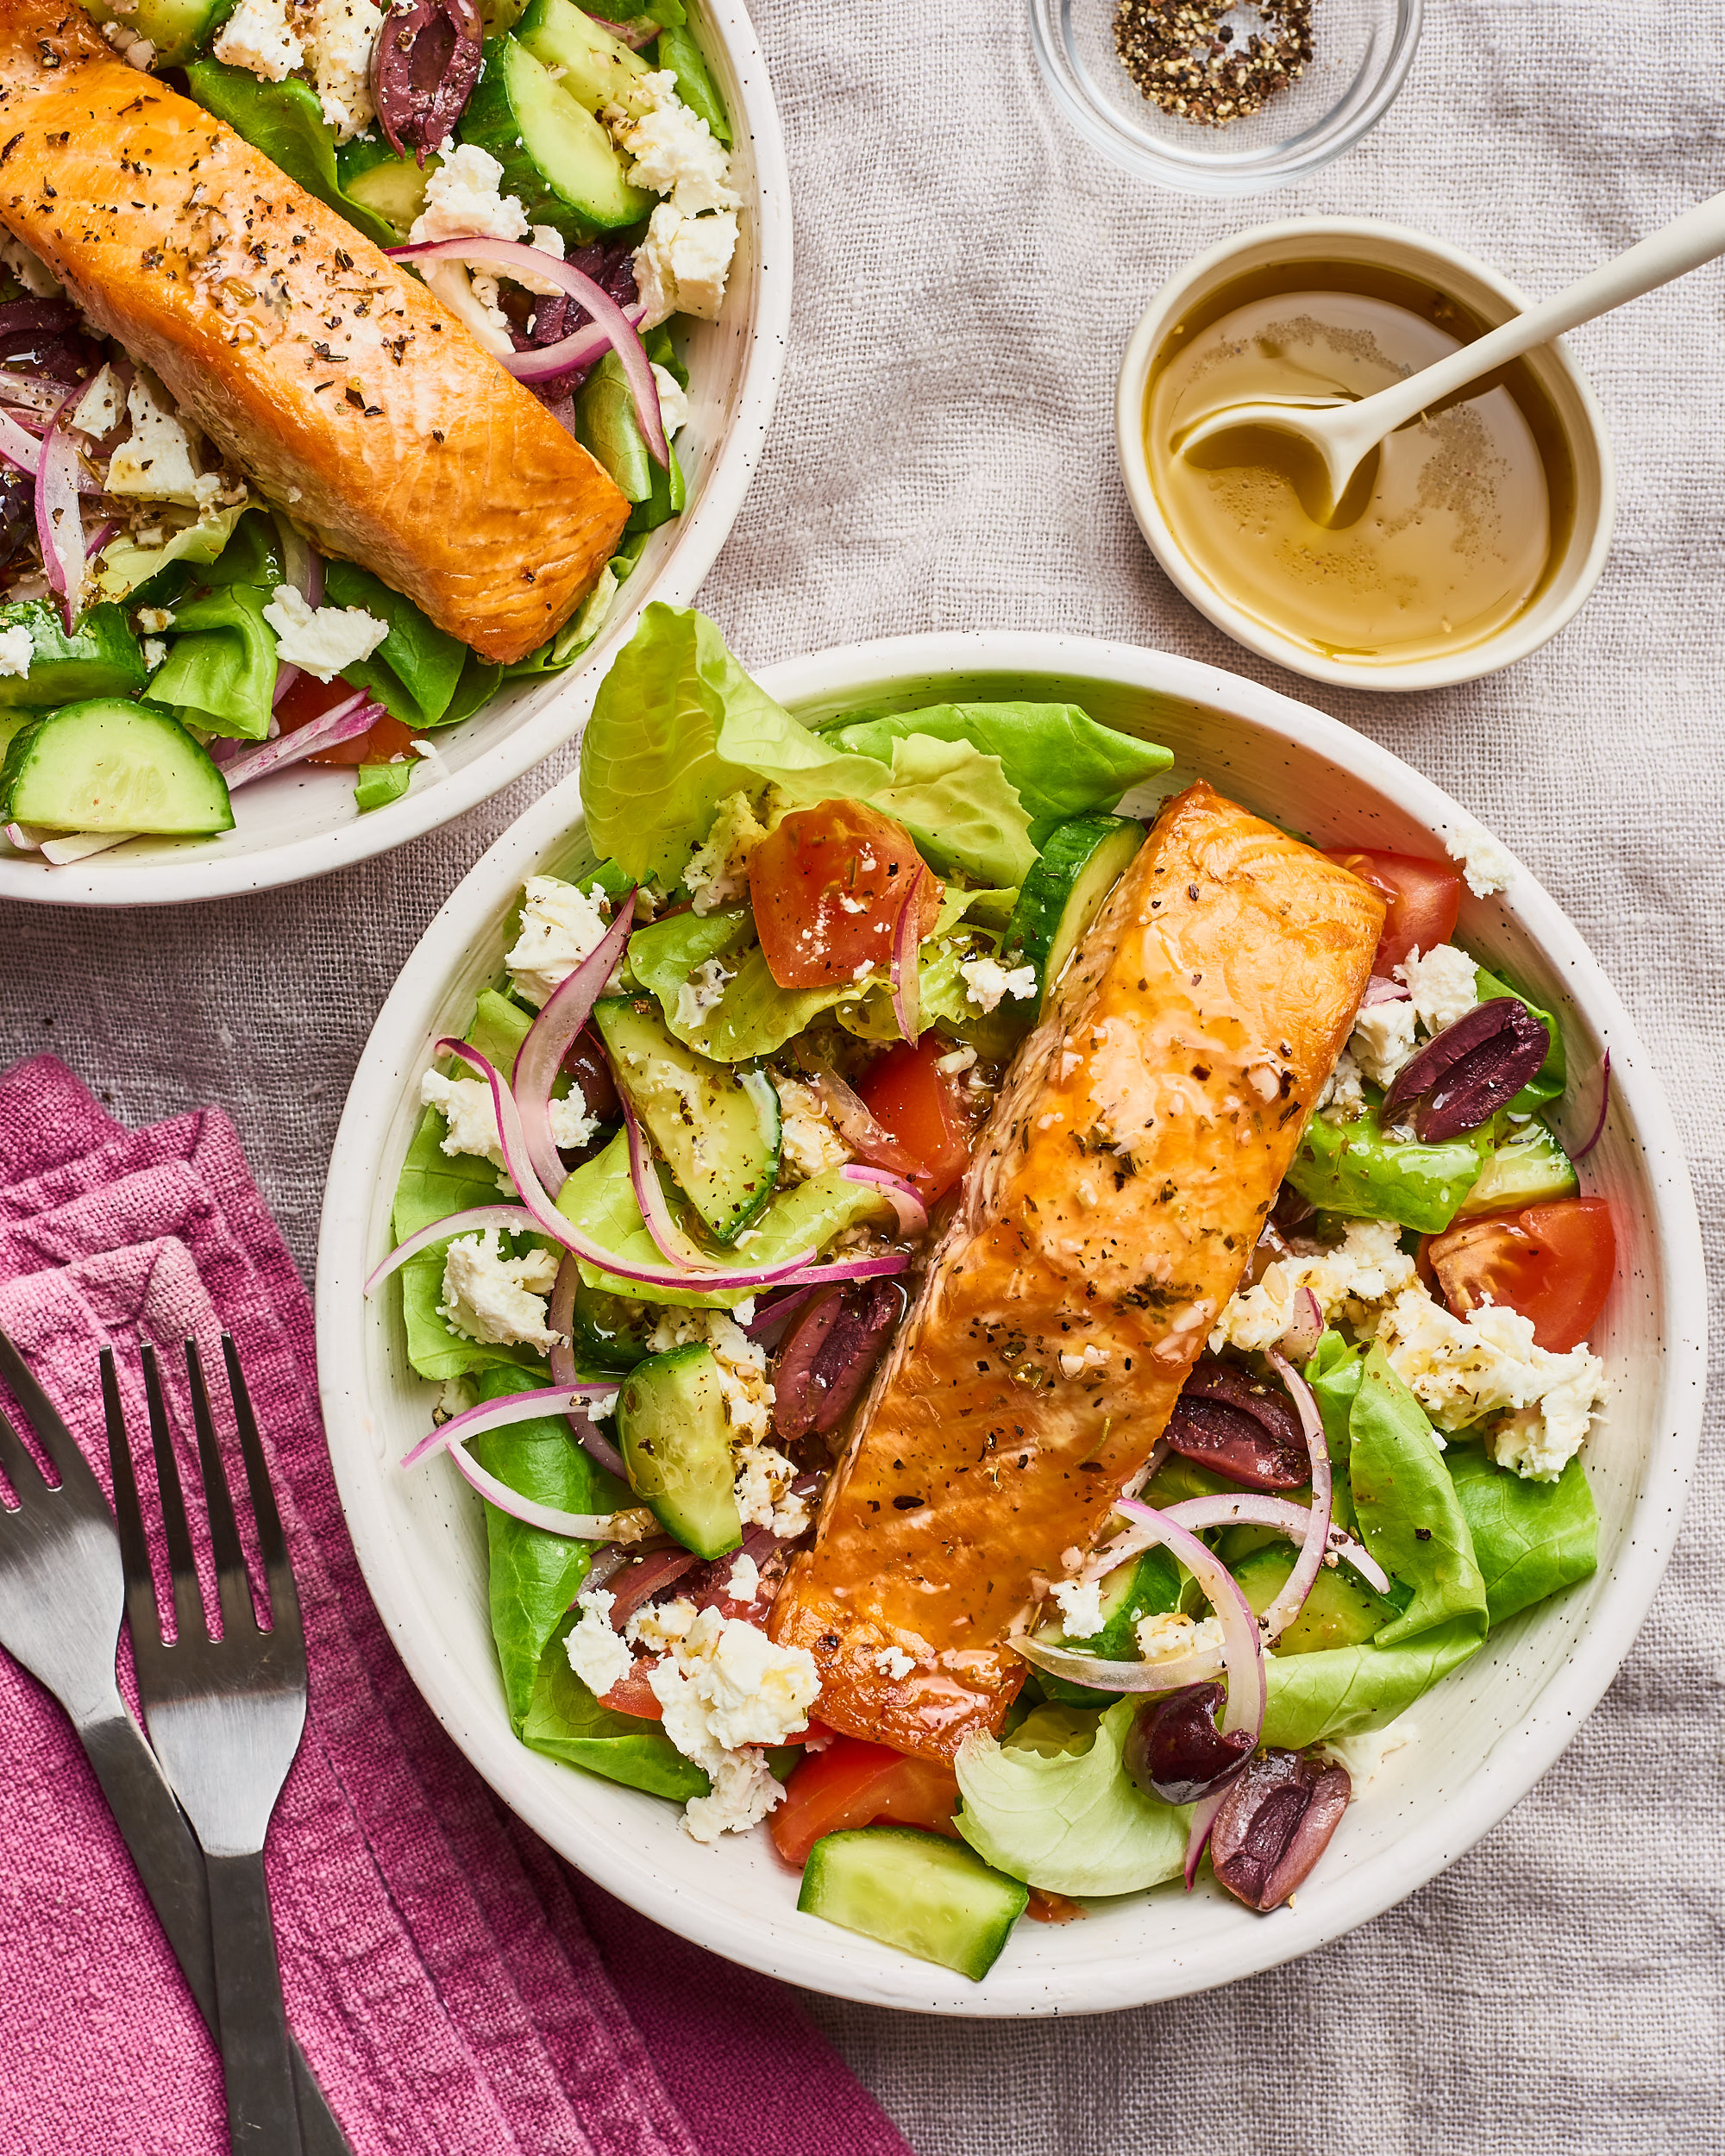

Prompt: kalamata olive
[
  {"left": 774, "top": 1278, "right": 906, "bottom": 1442},
  {"left": 1164, "top": 1360, "right": 1309, "bottom": 1491},
  {"left": 1124, "top": 1682, "right": 1254, "bottom": 1805},
  {"left": 371, "top": 0, "right": 484, "bottom": 162},
  {"left": 1381, "top": 997, "right": 1550, "bottom": 1142},
  {"left": 0, "top": 467, "right": 33, "bottom": 569},
  {"left": 1209, "top": 1746, "right": 1352, "bottom": 1911},
  {"left": 561, "top": 1025, "right": 619, "bottom": 1125}
]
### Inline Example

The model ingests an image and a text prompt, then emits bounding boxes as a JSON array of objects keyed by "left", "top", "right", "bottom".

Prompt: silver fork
[
  {"left": 0, "top": 1329, "right": 348, "bottom": 2156},
  {"left": 105, "top": 1336, "right": 310, "bottom": 2156}
]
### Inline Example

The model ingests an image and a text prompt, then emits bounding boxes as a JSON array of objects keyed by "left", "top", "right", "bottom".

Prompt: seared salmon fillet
[
  {"left": 768, "top": 782, "right": 1385, "bottom": 1759},
  {"left": 0, "top": 2, "right": 629, "bottom": 661}
]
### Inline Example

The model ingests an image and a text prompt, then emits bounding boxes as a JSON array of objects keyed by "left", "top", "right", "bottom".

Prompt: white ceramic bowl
[
  {"left": 317, "top": 631, "right": 1703, "bottom": 2015},
  {"left": 1116, "top": 219, "right": 1616, "bottom": 693},
  {"left": 0, "top": 0, "right": 790, "bottom": 908}
]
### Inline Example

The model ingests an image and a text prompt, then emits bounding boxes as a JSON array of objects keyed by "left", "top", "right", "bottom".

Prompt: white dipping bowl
[
  {"left": 1116, "top": 219, "right": 1615, "bottom": 693},
  {"left": 317, "top": 631, "right": 1702, "bottom": 2016},
  {"left": 0, "top": 0, "right": 789, "bottom": 908}
]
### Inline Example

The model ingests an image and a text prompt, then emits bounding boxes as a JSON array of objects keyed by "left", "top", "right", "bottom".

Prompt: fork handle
[
  {"left": 204, "top": 1849, "right": 306, "bottom": 2156},
  {"left": 78, "top": 1714, "right": 346, "bottom": 2156}
]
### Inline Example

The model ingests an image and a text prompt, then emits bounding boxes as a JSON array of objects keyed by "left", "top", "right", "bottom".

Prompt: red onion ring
[
  {"left": 1571, "top": 1048, "right": 1611, "bottom": 1162},
  {"left": 1276, "top": 1284, "right": 1325, "bottom": 1363},
  {"left": 889, "top": 862, "right": 924, "bottom": 1042},
  {"left": 387, "top": 237, "right": 666, "bottom": 463},
  {"left": 34, "top": 386, "right": 84, "bottom": 630},
  {"left": 1359, "top": 975, "right": 1411, "bottom": 1006},
  {"left": 503, "top": 304, "right": 647, "bottom": 394},
  {"left": 512, "top": 887, "right": 636, "bottom": 1195},
  {"left": 221, "top": 692, "right": 382, "bottom": 789},
  {"left": 402, "top": 1381, "right": 620, "bottom": 1468},
  {"left": 0, "top": 404, "right": 40, "bottom": 474},
  {"left": 839, "top": 1163, "right": 927, "bottom": 1238},
  {"left": 743, "top": 1285, "right": 816, "bottom": 1342},
  {"left": 271, "top": 663, "right": 303, "bottom": 710},
  {"left": 1184, "top": 1787, "right": 1228, "bottom": 1889},
  {"left": 1160, "top": 1495, "right": 1388, "bottom": 1596},
  {"left": 440, "top": 1432, "right": 644, "bottom": 1540},
  {"left": 1256, "top": 1351, "right": 1333, "bottom": 1640},
  {"left": 548, "top": 1251, "right": 629, "bottom": 1479},
  {"left": 363, "top": 1202, "right": 535, "bottom": 1296}
]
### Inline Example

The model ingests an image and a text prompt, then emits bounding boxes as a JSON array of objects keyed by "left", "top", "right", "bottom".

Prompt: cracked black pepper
[{"left": 1113, "top": 0, "right": 1314, "bottom": 128}]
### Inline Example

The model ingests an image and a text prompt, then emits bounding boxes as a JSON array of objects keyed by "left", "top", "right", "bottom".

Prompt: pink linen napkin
[{"left": 0, "top": 1055, "right": 914, "bottom": 2156}]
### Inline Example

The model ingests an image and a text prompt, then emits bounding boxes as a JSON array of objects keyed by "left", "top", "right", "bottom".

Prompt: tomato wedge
[
  {"left": 1325, "top": 849, "right": 1463, "bottom": 976},
  {"left": 749, "top": 800, "right": 941, "bottom": 989},
  {"left": 597, "top": 1660, "right": 664, "bottom": 1721},
  {"left": 274, "top": 670, "right": 417, "bottom": 767},
  {"left": 856, "top": 1037, "right": 971, "bottom": 1200},
  {"left": 1424, "top": 1198, "right": 1615, "bottom": 1352},
  {"left": 769, "top": 1734, "right": 962, "bottom": 1869}
]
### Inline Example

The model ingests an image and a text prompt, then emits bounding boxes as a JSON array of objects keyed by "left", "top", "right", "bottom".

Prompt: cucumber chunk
[
  {"left": 799, "top": 1827, "right": 1028, "bottom": 1981},
  {"left": 1455, "top": 1124, "right": 1578, "bottom": 1217},
  {"left": 593, "top": 994, "right": 781, "bottom": 1243},
  {"left": 336, "top": 136, "right": 437, "bottom": 241},
  {"left": 0, "top": 600, "right": 147, "bottom": 711},
  {"left": 616, "top": 1344, "right": 742, "bottom": 1557},
  {"left": 0, "top": 700, "right": 234, "bottom": 835},
  {"left": 1233, "top": 1540, "right": 1396, "bottom": 1654},
  {"left": 517, "top": 0, "right": 654, "bottom": 113},
  {"left": 570, "top": 1279, "right": 659, "bottom": 1370},
  {"left": 1032, "top": 1548, "right": 1181, "bottom": 1707},
  {"left": 84, "top": 0, "right": 235, "bottom": 66},
  {"left": 461, "top": 35, "right": 654, "bottom": 242},
  {"left": 1006, "top": 814, "right": 1145, "bottom": 1017}
]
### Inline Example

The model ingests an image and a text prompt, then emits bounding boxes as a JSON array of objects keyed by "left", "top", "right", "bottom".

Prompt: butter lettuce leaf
[
  {"left": 1286, "top": 1100, "right": 1493, "bottom": 1235},
  {"left": 323, "top": 560, "right": 467, "bottom": 728},
  {"left": 955, "top": 1701, "right": 1189, "bottom": 1896},
  {"left": 92, "top": 505, "right": 246, "bottom": 608},
  {"left": 151, "top": 584, "right": 278, "bottom": 740},
  {"left": 523, "top": 1621, "right": 708, "bottom": 1801},
  {"left": 1446, "top": 1440, "right": 1597, "bottom": 1626}
]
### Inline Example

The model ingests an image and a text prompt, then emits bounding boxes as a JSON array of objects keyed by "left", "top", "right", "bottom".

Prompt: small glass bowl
[{"left": 1029, "top": 0, "right": 1423, "bottom": 197}]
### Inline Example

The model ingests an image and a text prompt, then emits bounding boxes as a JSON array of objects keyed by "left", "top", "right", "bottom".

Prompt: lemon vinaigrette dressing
[{"left": 1145, "top": 266, "right": 1576, "bottom": 665}]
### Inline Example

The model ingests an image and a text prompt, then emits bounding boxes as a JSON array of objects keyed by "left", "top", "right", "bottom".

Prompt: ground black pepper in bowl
[{"left": 1113, "top": 0, "right": 1315, "bottom": 127}]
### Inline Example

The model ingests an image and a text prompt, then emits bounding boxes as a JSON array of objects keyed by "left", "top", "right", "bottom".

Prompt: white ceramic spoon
[{"left": 1176, "top": 190, "right": 1725, "bottom": 516}]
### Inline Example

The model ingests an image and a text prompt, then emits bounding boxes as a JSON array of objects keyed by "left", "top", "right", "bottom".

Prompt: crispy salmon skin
[
  {"left": 0, "top": 2, "right": 629, "bottom": 661},
  {"left": 768, "top": 782, "right": 1385, "bottom": 1759}
]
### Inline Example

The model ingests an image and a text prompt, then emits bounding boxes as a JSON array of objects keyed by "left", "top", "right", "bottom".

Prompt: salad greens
[
  {"left": 1287, "top": 1103, "right": 1496, "bottom": 1235},
  {"left": 150, "top": 586, "right": 279, "bottom": 741}
]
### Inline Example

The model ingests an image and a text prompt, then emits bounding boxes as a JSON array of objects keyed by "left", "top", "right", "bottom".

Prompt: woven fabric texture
[{"left": 2, "top": 0, "right": 1722, "bottom": 2147}]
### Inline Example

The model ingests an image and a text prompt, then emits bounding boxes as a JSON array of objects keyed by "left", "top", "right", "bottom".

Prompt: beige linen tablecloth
[{"left": 3, "top": 0, "right": 1721, "bottom": 2147}]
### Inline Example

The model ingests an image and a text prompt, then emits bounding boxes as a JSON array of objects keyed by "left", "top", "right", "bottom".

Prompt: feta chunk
[
  {"left": 1212, "top": 1219, "right": 1419, "bottom": 1355},
  {"left": 1350, "top": 996, "right": 1420, "bottom": 1089},
  {"left": 312, "top": 0, "right": 385, "bottom": 141},
  {"left": 1441, "top": 820, "right": 1515, "bottom": 898},
  {"left": 681, "top": 1750, "right": 785, "bottom": 1843},
  {"left": 649, "top": 1605, "right": 820, "bottom": 1768},
  {"left": 625, "top": 1594, "right": 699, "bottom": 1651},
  {"left": 262, "top": 585, "right": 388, "bottom": 681},
  {"left": 105, "top": 372, "right": 204, "bottom": 507},
  {"left": 674, "top": 955, "right": 733, "bottom": 1033},
  {"left": 1321, "top": 1720, "right": 1414, "bottom": 1793},
  {"left": 1136, "top": 1611, "right": 1224, "bottom": 1662},
  {"left": 0, "top": 625, "right": 33, "bottom": 679},
  {"left": 70, "top": 363, "right": 123, "bottom": 441},
  {"left": 212, "top": 0, "right": 304, "bottom": 83},
  {"left": 684, "top": 789, "right": 768, "bottom": 913},
  {"left": 437, "top": 1229, "right": 562, "bottom": 1350},
  {"left": 419, "top": 1069, "right": 508, "bottom": 1170},
  {"left": 0, "top": 235, "right": 60, "bottom": 298},
  {"left": 959, "top": 955, "right": 1038, "bottom": 1014},
  {"left": 732, "top": 1443, "right": 808, "bottom": 1536},
  {"left": 142, "top": 637, "right": 167, "bottom": 672},
  {"left": 651, "top": 361, "right": 688, "bottom": 437},
  {"left": 611, "top": 72, "right": 739, "bottom": 215},
  {"left": 1399, "top": 943, "right": 1480, "bottom": 1037},
  {"left": 646, "top": 1307, "right": 773, "bottom": 1444},
  {"left": 1316, "top": 1046, "right": 1364, "bottom": 1122},
  {"left": 505, "top": 876, "right": 615, "bottom": 1007},
  {"left": 1049, "top": 1576, "right": 1104, "bottom": 1640},
  {"left": 632, "top": 204, "right": 738, "bottom": 329},
  {"left": 770, "top": 1074, "right": 850, "bottom": 1181},
  {"left": 411, "top": 140, "right": 530, "bottom": 245},
  {"left": 565, "top": 1587, "right": 635, "bottom": 1699}
]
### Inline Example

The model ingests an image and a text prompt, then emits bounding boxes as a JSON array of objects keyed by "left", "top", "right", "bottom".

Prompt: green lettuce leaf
[
  {"left": 1446, "top": 1440, "right": 1597, "bottom": 1626},
  {"left": 92, "top": 505, "right": 247, "bottom": 608},
  {"left": 955, "top": 1701, "right": 1189, "bottom": 1896},
  {"left": 354, "top": 761, "right": 415, "bottom": 813},
  {"left": 150, "top": 585, "right": 278, "bottom": 740},
  {"left": 1286, "top": 1100, "right": 1492, "bottom": 1235},
  {"left": 522, "top": 1631, "right": 709, "bottom": 1801},
  {"left": 1473, "top": 962, "right": 1565, "bottom": 1111},
  {"left": 832, "top": 703, "right": 1171, "bottom": 849},
  {"left": 656, "top": 22, "right": 730, "bottom": 142},
  {"left": 198, "top": 509, "right": 285, "bottom": 592},
  {"left": 862, "top": 735, "right": 1037, "bottom": 889},
  {"left": 323, "top": 560, "right": 468, "bottom": 728}
]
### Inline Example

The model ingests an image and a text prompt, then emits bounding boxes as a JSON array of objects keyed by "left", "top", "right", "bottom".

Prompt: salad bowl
[
  {"left": 0, "top": 0, "right": 790, "bottom": 910},
  {"left": 316, "top": 630, "right": 1703, "bottom": 2015}
]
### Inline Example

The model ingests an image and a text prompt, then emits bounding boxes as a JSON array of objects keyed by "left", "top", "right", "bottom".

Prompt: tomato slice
[
  {"left": 749, "top": 800, "right": 941, "bottom": 989},
  {"left": 1325, "top": 849, "right": 1463, "bottom": 976},
  {"left": 274, "top": 670, "right": 417, "bottom": 768},
  {"left": 855, "top": 1037, "right": 971, "bottom": 1200},
  {"left": 1424, "top": 1198, "right": 1615, "bottom": 1352},
  {"left": 597, "top": 1660, "right": 664, "bottom": 1721},
  {"left": 768, "top": 1735, "right": 962, "bottom": 1869}
]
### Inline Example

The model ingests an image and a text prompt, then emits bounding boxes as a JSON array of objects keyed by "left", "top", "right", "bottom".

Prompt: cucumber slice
[
  {"left": 1233, "top": 1541, "right": 1396, "bottom": 1654},
  {"left": 1032, "top": 1547, "right": 1181, "bottom": 1707},
  {"left": 84, "top": 0, "right": 235, "bottom": 66},
  {"left": 593, "top": 995, "right": 781, "bottom": 1244},
  {"left": 336, "top": 136, "right": 437, "bottom": 242},
  {"left": 1006, "top": 814, "right": 1145, "bottom": 1017},
  {"left": 0, "top": 601, "right": 147, "bottom": 711},
  {"left": 799, "top": 1827, "right": 1028, "bottom": 1981},
  {"left": 0, "top": 700, "right": 234, "bottom": 835},
  {"left": 516, "top": 0, "right": 654, "bottom": 114},
  {"left": 461, "top": 35, "right": 655, "bottom": 243},
  {"left": 1455, "top": 1124, "right": 1578, "bottom": 1217},
  {"left": 617, "top": 1344, "right": 742, "bottom": 1557},
  {"left": 570, "top": 1279, "right": 659, "bottom": 1371}
]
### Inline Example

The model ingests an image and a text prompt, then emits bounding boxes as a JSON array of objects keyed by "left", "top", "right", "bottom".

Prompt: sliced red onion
[
  {"left": 442, "top": 1432, "right": 643, "bottom": 1539},
  {"left": 589, "top": 11, "right": 655, "bottom": 47},
  {"left": 602, "top": 1544, "right": 703, "bottom": 1627},
  {"left": 1121, "top": 1436, "right": 1170, "bottom": 1500},
  {"left": 4, "top": 821, "right": 131, "bottom": 863},
  {"left": 362, "top": 1202, "right": 536, "bottom": 1296},
  {"left": 0, "top": 373, "right": 67, "bottom": 417},
  {"left": 35, "top": 388, "right": 85, "bottom": 629},
  {"left": 402, "top": 1381, "right": 620, "bottom": 1469},
  {"left": 840, "top": 1163, "right": 927, "bottom": 1238},
  {"left": 0, "top": 404, "right": 40, "bottom": 475},
  {"left": 1184, "top": 1787, "right": 1228, "bottom": 1890},
  {"left": 1277, "top": 1285, "right": 1325, "bottom": 1363},
  {"left": 548, "top": 1251, "right": 629, "bottom": 1479},
  {"left": 1256, "top": 1351, "right": 1333, "bottom": 1641},
  {"left": 84, "top": 517, "right": 117, "bottom": 558},
  {"left": 889, "top": 862, "right": 924, "bottom": 1042},
  {"left": 799, "top": 1051, "right": 921, "bottom": 1179},
  {"left": 744, "top": 1285, "right": 816, "bottom": 1342},
  {"left": 512, "top": 888, "right": 636, "bottom": 1195},
  {"left": 619, "top": 1087, "right": 750, "bottom": 1273},
  {"left": 222, "top": 692, "right": 381, "bottom": 789},
  {"left": 272, "top": 511, "right": 323, "bottom": 605},
  {"left": 1161, "top": 1494, "right": 1389, "bottom": 1596},
  {"left": 1572, "top": 1048, "right": 1611, "bottom": 1162},
  {"left": 504, "top": 304, "right": 646, "bottom": 394},
  {"left": 271, "top": 663, "right": 302, "bottom": 710},
  {"left": 1359, "top": 975, "right": 1410, "bottom": 1006},
  {"left": 388, "top": 238, "right": 666, "bottom": 464}
]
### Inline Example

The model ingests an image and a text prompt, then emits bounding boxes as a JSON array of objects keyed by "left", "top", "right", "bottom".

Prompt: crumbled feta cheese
[
  {"left": 625, "top": 1595, "right": 699, "bottom": 1651},
  {"left": 650, "top": 361, "right": 688, "bottom": 437},
  {"left": 674, "top": 955, "right": 733, "bottom": 1032},
  {"left": 646, "top": 1308, "right": 774, "bottom": 1444},
  {"left": 142, "top": 637, "right": 166, "bottom": 672},
  {"left": 732, "top": 1443, "right": 809, "bottom": 1536},
  {"left": 1399, "top": 943, "right": 1480, "bottom": 1037},
  {"left": 1136, "top": 1612, "right": 1224, "bottom": 1662},
  {"left": 311, "top": 0, "right": 384, "bottom": 141},
  {"left": 684, "top": 789, "right": 769, "bottom": 913},
  {"left": 611, "top": 72, "right": 739, "bottom": 215},
  {"left": 649, "top": 1605, "right": 820, "bottom": 1767},
  {"left": 549, "top": 1092, "right": 599, "bottom": 1152},
  {"left": 1321, "top": 1720, "right": 1414, "bottom": 1793},
  {"left": 437, "top": 1229, "right": 562, "bottom": 1350},
  {"left": 0, "top": 625, "right": 33, "bottom": 679},
  {"left": 1441, "top": 820, "right": 1515, "bottom": 898},
  {"left": 681, "top": 1750, "right": 785, "bottom": 1843},
  {"left": 959, "top": 955, "right": 1038, "bottom": 1014},
  {"left": 433, "top": 1376, "right": 476, "bottom": 1423},
  {"left": 936, "top": 1044, "right": 978, "bottom": 1077},
  {"left": 505, "top": 876, "right": 614, "bottom": 1008},
  {"left": 212, "top": 0, "right": 303, "bottom": 84},
  {"left": 262, "top": 585, "right": 388, "bottom": 681},
  {"left": 566, "top": 1587, "right": 635, "bottom": 1698},
  {"left": 105, "top": 372, "right": 204, "bottom": 507},
  {"left": 726, "top": 1553, "right": 761, "bottom": 1604},
  {"left": 420, "top": 1069, "right": 508, "bottom": 1169},
  {"left": 412, "top": 141, "right": 530, "bottom": 245},
  {"left": 1316, "top": 1047, "right": 1365, "bottom": 1122},
  {"left": 70, "top": 363, "right": 122, "bottom": 441},
  {"left": 1049, "top": 1576, "right": 1105, "bottom": 1640},
  {"left": 135, "top": 605, "right": 175, "bottom": 635},
  {"left": 770, "top": 1074, "right": 850, "bottom": 1181},
  {"left": 1212, "top": 1219, "right": 1419, "bottom": 1353},
  {"left": 1350, "top": 996, "right": 1420, "bottom": 1089},
  {"left": 0, "top": 235, "right": 59, "bottom": 298},
  {"left": 874, "top": 1645, "right": 916, "bottom": 1681},
  {"left": 632, "top": 203, "right": 738, "bottom": 329},
  {"left": 99, "top": 18, "right": 155, "bottom": 66},
  {"left": 1057, "top": 1342, "right": 1110, "bottom": 1381}
]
